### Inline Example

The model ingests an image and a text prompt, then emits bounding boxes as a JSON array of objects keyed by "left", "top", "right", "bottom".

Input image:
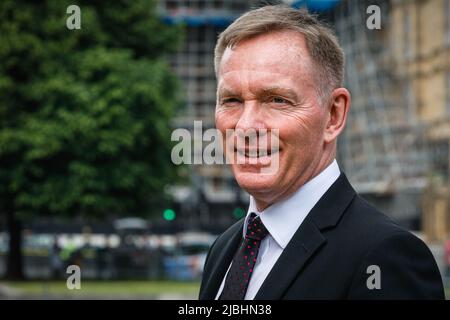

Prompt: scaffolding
[
  {"left": 334, "top": 0, "right": 431, "bottom": 195},
  {"left": 159, "top": 0, "right": 256, "bottom": 228}
]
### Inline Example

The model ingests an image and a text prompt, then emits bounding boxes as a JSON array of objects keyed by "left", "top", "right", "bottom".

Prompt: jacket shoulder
[
  {"left": 340, "top": 196, "right": 444, "bottom": 299},
  {"left": 342, "top": 195, "right": 409, "bottom": 243}
]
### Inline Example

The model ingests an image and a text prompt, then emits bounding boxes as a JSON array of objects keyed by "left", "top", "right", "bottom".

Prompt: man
[{"left": 199, "top": 5, "right": 445, "bottom": 299}]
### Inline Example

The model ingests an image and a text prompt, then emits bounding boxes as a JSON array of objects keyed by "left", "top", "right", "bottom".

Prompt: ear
[{"left": 324, "top": 88, "right": 351, "bottom": 144}]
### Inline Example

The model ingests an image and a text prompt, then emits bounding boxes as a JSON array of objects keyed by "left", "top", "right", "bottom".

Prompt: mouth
[{"left": 235, "top": 148, "right": 279, "bottom": 158}]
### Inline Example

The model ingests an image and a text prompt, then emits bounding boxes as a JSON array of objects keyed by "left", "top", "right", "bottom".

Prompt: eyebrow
[
  {"left": 259, "top": 86, "right": 299, "bottom": 101},
  {"left": 217, "top": 87, "right": 240, "bottom": 99},
  {"left": 217, "top": 86, "right": 300, "bottom": 101}
]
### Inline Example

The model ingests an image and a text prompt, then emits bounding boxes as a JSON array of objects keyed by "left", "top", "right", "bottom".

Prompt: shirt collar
[{"left": 244, "top": 159, "right": 341, "bottom": 249}]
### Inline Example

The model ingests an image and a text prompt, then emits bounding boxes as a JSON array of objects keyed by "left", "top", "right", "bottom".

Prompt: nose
[
  {"left": 235, "top": 100, "right": 267, "bottom": 132},
  {"left": 234, "top": 101, "right": 269, "bottom": 150}
]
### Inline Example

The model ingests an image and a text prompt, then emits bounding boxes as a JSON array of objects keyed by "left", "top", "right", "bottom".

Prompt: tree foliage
[{"left": 0, "top": 0, "right": 183, "bottom": 218}]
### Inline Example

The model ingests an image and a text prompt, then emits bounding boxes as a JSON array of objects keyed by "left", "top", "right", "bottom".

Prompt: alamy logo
[
  {"left": 66, "top": 5, "right": 81, "bottom": 30},
  {"left": 366, "top": 265, "right": 381, "bottom": 290},
  {"left": 66, "top": 265, "right": 81, "bottom": 290},
  {"left": 171, "top": 121, "right": 280, "bottom": 175},
  {"left": 366, "top": 5, "right": 381, "bottom": 30}
]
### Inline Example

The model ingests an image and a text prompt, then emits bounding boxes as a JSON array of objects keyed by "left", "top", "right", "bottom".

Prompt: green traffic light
[
  {"left": 163, "top": 209, "right": 176, "bottom": 221},
  {"left": 233, "top": 207, "right": 245, "bottom": 219}
]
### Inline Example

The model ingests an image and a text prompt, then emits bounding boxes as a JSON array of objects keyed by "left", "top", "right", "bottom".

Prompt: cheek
[
  {"left": 215, "top": 108, "right": 239, "bottom": 131},
  {"left": 277, "top": 110, "right": 325, "bottom": 148},
  {"left": 215, "top": 109, "right": 239, "bottom": 153}
]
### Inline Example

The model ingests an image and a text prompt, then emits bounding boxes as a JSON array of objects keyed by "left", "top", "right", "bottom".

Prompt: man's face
[{"left": 215, "top": 30, "right": 329, "bottom": 208}]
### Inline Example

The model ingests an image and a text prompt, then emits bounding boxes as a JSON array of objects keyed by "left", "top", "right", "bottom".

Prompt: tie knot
[{"left": 245, "top": 213, "right": 269, "bottom": 241}]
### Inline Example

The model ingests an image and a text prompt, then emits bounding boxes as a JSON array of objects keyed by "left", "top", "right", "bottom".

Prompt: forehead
[{"left": 218, "top": 30, "right": 314, "bottom": 92}]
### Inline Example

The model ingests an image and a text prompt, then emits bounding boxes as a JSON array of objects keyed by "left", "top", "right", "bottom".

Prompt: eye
[
  {"left": 221, "top": 97, "right": 242, "bottom": 105},
  {"left": 268, "top": 96, "right": 290, "bottom": 104}
]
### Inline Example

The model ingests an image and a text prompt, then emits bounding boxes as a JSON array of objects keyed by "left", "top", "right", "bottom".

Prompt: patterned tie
[{"left": 219, "top": 213, "right": 269, "bottom": 300}]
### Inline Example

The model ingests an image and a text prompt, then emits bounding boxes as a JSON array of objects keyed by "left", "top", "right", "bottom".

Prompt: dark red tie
[{"left": 219, "top": 213, "right": 269, "bottom": 300}]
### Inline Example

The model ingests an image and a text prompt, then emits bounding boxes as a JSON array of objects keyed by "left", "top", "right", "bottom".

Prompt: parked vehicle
[{"left": 163, "top": 232, "right": 216, "bottom": 281}]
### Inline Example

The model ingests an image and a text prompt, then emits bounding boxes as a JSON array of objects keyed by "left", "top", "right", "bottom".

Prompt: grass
[
  {"left": 3, "top": 281, "right": 450, "bottom": 299},
  {"left": 2, "top": 280, "right": 201, "bottom": 298}
]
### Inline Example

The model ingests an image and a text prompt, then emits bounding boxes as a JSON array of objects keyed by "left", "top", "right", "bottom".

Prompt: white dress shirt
[{"left": 215, "top": 159, "right": 341, "bottom": 300}]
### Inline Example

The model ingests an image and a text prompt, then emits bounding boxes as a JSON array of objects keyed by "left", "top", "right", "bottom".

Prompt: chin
[{"left": 233, "top": 169, "right": 278, "bottom": 194}]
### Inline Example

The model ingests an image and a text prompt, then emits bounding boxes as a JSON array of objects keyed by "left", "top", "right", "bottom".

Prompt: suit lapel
[
  {"left": 254, "top": 173, "right": 356, "bottom": 299},
  {"left": 255, "top": 219, "right": 325, "bottom": 299},
  {"left": 199, "top": 220, "right": 243, "bottom": 299}
]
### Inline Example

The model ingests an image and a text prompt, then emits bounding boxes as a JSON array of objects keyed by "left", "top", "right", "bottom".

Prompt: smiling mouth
[{"left": 235, "top": 148, "right": 280, "bottom": 158}]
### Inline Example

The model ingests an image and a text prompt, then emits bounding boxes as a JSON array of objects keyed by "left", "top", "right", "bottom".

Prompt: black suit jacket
[{"left": 199, "top": 174, "right": 445, "bottom": 299}]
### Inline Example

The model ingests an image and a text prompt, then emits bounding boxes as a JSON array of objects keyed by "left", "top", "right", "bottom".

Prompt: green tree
[{"left": 0, "top": 0, "right": 183, "bottom": 279}]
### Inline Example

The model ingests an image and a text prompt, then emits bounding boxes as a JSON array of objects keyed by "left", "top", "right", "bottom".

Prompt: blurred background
[{"left": 0, "top": 0, "right": 449, "bottom": 299}]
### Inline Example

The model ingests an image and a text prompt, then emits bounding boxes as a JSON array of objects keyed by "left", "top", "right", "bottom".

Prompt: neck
[{"left": 254, "top": 154, "right": 335, "bottom": 212}]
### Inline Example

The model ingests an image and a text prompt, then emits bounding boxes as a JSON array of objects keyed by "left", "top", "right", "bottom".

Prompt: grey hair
[{"left": 214, "top": 5, "right": 345, "bottom": 104}]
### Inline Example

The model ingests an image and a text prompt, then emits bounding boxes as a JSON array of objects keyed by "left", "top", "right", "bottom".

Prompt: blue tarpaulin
[
  {"left": 162, "top": 15, "right": 237, "bottom": 27},
  {"left": 291, "top": 0, "right": 340, "bottom": 12},
  {"left": 161, "top": 0, "right": 341, "bottom": 27}
]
